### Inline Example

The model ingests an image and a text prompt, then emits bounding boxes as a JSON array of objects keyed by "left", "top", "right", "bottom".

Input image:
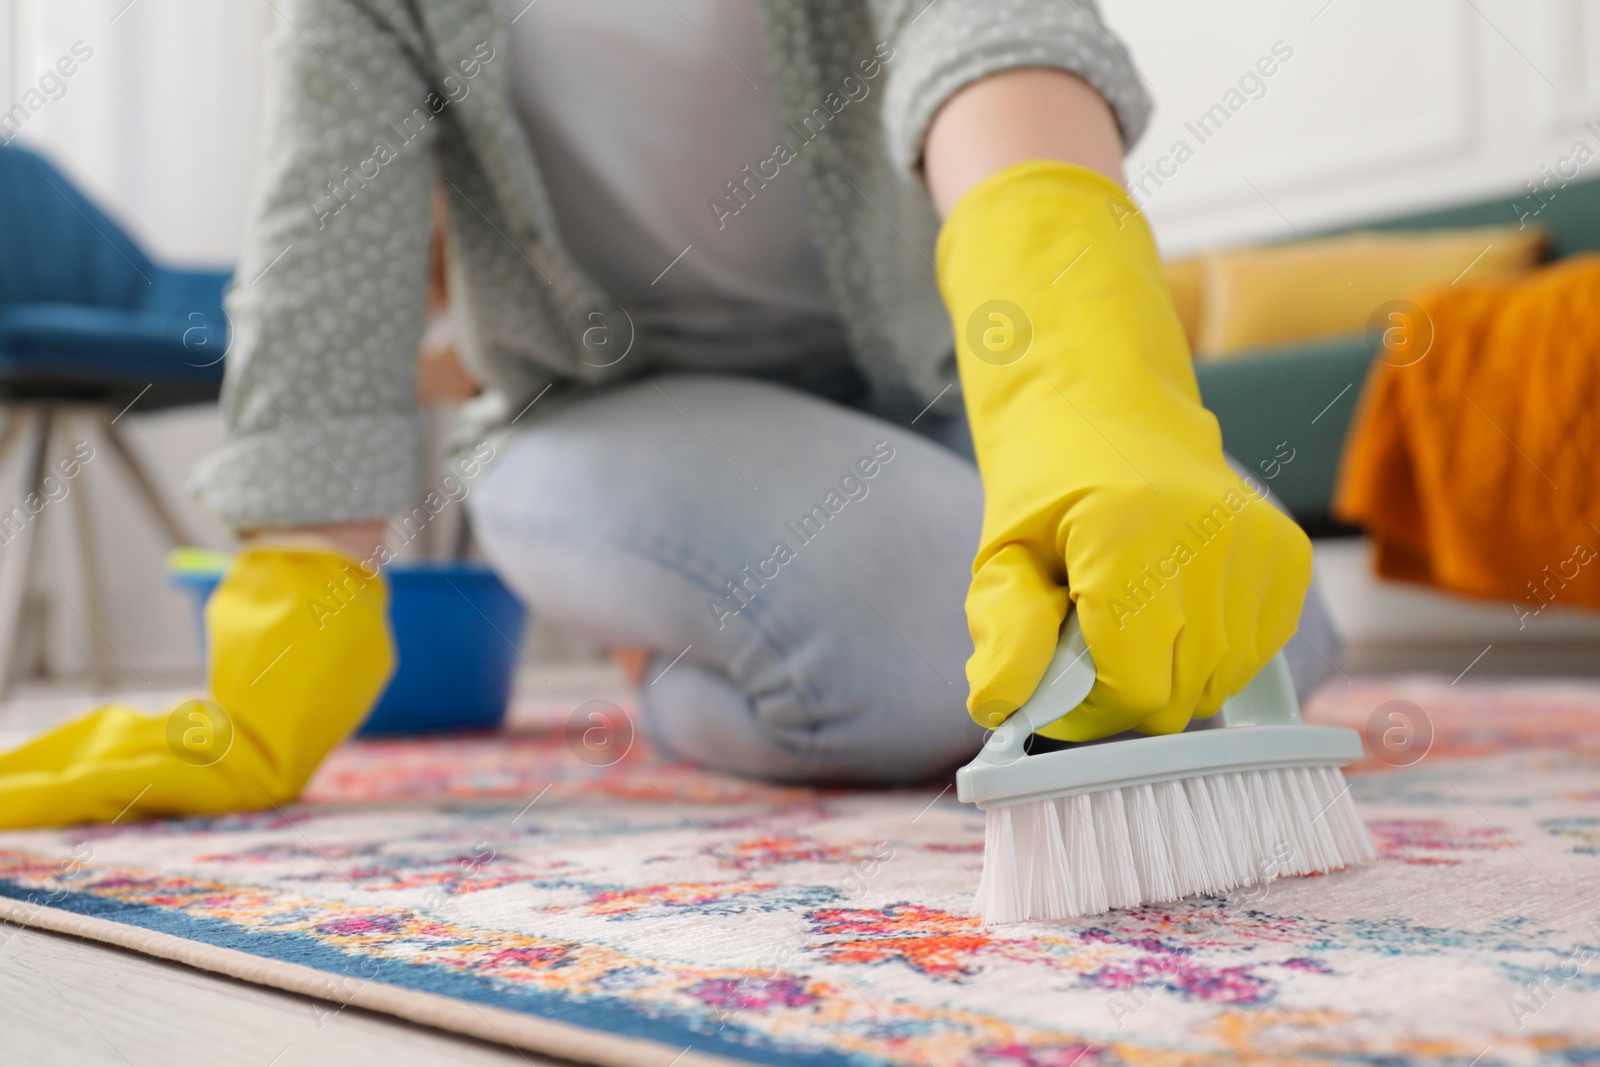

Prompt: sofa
[{"left": 1194, "top": 174, "right": 1600, "bottom": 536}]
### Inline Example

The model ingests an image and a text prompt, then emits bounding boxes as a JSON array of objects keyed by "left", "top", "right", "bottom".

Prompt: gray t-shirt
[{"left": 503, "top": 0, "right": 853, "bottom": 373}]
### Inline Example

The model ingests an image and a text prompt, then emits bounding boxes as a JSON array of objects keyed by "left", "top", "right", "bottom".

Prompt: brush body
[{"left": 956, "top": 615, "right": 1374, "bottom": 923}]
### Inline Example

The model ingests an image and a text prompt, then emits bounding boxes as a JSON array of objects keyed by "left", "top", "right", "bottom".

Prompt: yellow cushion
[
  {"left": 1162, "top": 257, "right": 1204, "bottom": 352},
  {"left": 1194, "top": 225, "right": 1547, "bottom": 359}
]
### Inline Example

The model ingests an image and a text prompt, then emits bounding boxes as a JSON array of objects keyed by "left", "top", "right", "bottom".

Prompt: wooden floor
[
  {"left": 0, "top": 669, "right": 624, "bottom": 1067},
  {"left": 0, "top": 923, "right": 571, "bottom": 1066}
]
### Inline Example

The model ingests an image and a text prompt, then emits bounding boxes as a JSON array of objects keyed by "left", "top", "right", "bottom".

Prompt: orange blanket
[{"left": 1334, "top": 254, "right": 1600, "bottom": 622}]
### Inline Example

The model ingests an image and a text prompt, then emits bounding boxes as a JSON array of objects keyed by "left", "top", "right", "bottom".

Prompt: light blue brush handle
[{"left": 971, "top": 611, "right": 1302, "bottom": 766}]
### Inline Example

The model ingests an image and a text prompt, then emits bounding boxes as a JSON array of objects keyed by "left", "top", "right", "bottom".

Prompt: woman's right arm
[
  {"left": 241, "top": 519, "right": 389, "bottom": 564},
  {"left": 188, "top": 0, "right": 447, "bottom": 539}
]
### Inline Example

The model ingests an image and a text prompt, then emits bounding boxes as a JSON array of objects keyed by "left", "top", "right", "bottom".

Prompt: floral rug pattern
[{"left": 2, "top": 678, "right": 1598, "bottom": 1066}]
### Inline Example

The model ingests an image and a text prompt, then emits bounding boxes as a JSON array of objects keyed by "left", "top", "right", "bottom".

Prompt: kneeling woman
[{"left": 0, "top": 0, "right": 1327, "bottom": 826}]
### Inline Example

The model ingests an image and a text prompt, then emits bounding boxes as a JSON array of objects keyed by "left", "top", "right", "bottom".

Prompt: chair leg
[
  {"left": 98, "top": 414, "right": 197, "bottom": 548},
  {"left": 63, "top": 413, "right": 114, "bottom": 690},
  {"left": 0, "top": 408, "right": 27, "bottom": 471},
  {"left": 450, "top": 506, "right": 475, "bottom": 560},
  {"left": 0, "top": 406, "right": 54, "bottom": 697}
]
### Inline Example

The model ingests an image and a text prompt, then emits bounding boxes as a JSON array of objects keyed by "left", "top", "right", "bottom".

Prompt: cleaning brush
[{"left": 956, "top": 612, "right": 1375, "bottom": 923}]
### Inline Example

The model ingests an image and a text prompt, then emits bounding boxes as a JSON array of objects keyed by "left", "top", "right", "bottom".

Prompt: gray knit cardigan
[{"left": 189, "top": 0, "right": 1149, "bottom": 528}]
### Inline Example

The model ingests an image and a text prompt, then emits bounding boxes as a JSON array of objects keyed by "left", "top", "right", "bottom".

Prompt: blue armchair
[{"left": 0, "top": 142, "right": 231, "bottom": 691}]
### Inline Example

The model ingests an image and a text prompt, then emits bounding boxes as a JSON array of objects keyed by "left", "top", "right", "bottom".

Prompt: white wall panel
[
  {"left": 1535, "top": 0, "right": 1600, "bottom": 127},
  {"left": 1104, "top": 0, "right": 1600, "bottom": 254}
]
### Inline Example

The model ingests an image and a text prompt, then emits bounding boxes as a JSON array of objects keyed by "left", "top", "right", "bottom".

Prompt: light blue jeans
[{"left": 469, "top": 374, "right": 1340, "bottom": 784}]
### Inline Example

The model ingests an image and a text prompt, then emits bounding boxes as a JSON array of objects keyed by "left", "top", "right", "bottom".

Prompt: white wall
[{"left": 1103, "top": 0, "right": 1600, "bottom": 255}]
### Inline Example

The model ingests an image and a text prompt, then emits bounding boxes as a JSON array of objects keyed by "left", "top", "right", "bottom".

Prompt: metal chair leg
[
  {"left": 98, "top": 413, "right": 197, "bottom": 548},
  {"left": 0, "top": 406, "right": 54, "bottom": 696},
  {"left": 63, "top": 413, "right": 114, "bottom": 689}
]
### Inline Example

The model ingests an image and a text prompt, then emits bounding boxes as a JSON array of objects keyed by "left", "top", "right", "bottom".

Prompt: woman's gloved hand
[
  {"left": 937, "top": 161, "right": 1312, "bottom": 741},
  {"left": 0, "top": 546, "right": 394, "bottom": 829}
]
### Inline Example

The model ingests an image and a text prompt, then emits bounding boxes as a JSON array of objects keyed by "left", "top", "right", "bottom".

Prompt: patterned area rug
[{"left": 2, "top": 678, "right": 1598, "bottom": 1067}]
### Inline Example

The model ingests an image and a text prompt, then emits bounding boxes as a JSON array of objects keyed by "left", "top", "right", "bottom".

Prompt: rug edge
[{"left": 0, "top": 896, "right": 753, "bottom": 1067}]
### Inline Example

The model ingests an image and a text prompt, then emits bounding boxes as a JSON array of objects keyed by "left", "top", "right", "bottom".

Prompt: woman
[{"left": 0, "top": 0, "right": 1323, "bottom": 826}]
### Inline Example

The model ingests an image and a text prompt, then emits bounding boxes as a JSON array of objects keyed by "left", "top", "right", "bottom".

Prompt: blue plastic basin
[{"left": 171, "top": 561, "right": 528, "bottom": 736}]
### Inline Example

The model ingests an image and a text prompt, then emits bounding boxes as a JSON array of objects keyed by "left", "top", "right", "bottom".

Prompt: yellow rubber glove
[
  {"left": 0, "top": 546, "right": 394, "bottom": 829},
  {"left": 938, "top": 161, "right": 1312, "bottom": 741}
]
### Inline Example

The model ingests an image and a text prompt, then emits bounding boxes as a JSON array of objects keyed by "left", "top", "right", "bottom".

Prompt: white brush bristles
[{"left": 973, "top": 765, "right": 1375, "bottom": 924}]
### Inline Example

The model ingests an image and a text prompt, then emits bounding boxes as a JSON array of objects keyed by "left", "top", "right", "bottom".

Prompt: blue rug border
[{"left": 0, "top": 879, "right": 888, "bottom": 1067}]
